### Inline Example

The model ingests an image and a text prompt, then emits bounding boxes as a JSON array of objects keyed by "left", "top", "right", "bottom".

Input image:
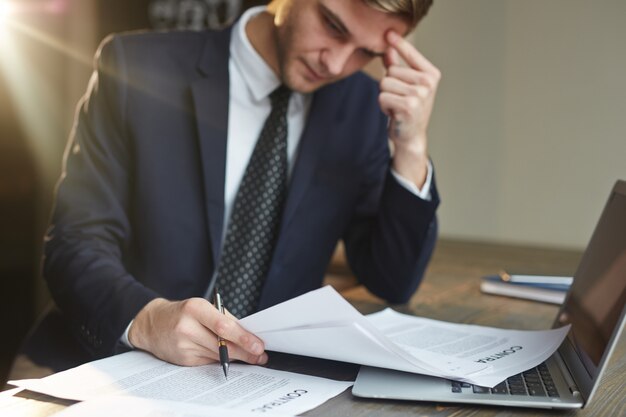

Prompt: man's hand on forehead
[
  {"left": 378, "top": 29, "right": 441, "bottom": 189},
  {"left": 379, "top": 30, "right": 440, "bottom": 141}
]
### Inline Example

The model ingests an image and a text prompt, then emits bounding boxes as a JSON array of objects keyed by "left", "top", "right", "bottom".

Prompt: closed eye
[
  {"left": 359, "top": 48, "right": 380, "bottom": 59},
  {"left": 324, "top": 17, "right": 342, "bottom": 35},
  {"left": 320, "top": 6, "right": 347, "bottom": 38},
  {"left": 318, "top": 4, "right": 384, "bottom": 60}
]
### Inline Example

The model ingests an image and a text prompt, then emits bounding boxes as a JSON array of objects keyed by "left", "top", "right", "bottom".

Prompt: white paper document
[
  {"left": 10, "top": 351, "right": 351, "bottom": 416},
  {"left": 241, "top": 286, "right": 570, "bottom": 387},
  {"left": 52, "top": 396, "right": 291, "bottom": 417},
  {"left": 367, "top": 308, "right": 569, "bottom": 387}
]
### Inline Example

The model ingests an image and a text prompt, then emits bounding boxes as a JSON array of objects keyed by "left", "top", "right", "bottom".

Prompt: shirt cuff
[
  {"left": 390, "top": 160, "right": 433, "bottom": 201},
  {"left": 120, "top": 320, "right": 135, "bottom": 349}
]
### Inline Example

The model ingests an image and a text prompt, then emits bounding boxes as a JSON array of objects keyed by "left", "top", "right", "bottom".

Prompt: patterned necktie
[{"left": 215, "top": 85, "right": 292, "bottom": 318}]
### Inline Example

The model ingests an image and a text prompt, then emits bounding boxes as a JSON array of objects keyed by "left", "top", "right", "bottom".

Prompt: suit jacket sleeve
[
  {"left": 44, "top": 35, "right": 159, "bottom": 358},
  {"left": 341, "top": 82, "right": 440, "bottom": 304}
]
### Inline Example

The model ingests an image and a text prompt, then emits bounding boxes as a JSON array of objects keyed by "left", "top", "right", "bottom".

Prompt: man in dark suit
[{"left": 44, "top": 0, "right": 440, "bottom": 369}]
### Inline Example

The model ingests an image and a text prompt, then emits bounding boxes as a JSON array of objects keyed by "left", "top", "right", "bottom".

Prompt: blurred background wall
[
  {"left": 415, "top": 0, "right": 626, "bottom": 249},
  {"left": 1, "top": 0, "right": 625, "bottom": 384}
]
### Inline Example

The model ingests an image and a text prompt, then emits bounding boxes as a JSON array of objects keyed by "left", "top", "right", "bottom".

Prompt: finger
[
  {"left": 194, "top": 302, "right": 266, "bottom": 356},
  {"left": 381, "top": 80, "right": 432, "bottom": 113},
  {"left": 220, "top": 309, "right": 264, "bottom": 353},
  {"left": 386, "top": 31, "right": 438, "bottom": 74},
  {"left": 378, "top": 92, "right": 421, "bottom": 122},
  {"left": 416, "top": 85, "right": 430, "bottom": 99},
  {"left": 184, "top": 318, "right": 268, "bottom": 365},
  {"left": 381, "top": 75, "right": 433, "bottom": 98},
  {"left": 224, "top": 309, "right": 238, "bottom": 320},
  {"left": 174, "top": 313, "right": 222, "bottom": 355},
  {"left": 225, "top": 343, "right": 269, "bottom": 365},
  {"left": 380, "top": 76, "right": 414, "bottom": 97},
  {"left": 182, "top": 343, "right": 268, "bottom": 367},
  {"left": 386, "top": 65, "right": 438, "bottom": 90},
  {"left": 379, "top": 92, "right": 402, "bottom": 120}
]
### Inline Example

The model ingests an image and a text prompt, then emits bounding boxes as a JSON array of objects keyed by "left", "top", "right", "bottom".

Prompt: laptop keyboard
[{"left": 450, "top": 363, "right": 560, "bottom": 397}]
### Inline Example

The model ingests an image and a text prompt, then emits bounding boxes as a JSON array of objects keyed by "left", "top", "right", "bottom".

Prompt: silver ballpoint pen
[{"left": 213, "top": 288, "right": 230, "bottom": 378}]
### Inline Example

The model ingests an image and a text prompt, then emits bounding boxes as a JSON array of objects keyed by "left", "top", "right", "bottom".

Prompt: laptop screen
[{"left": 555, "top": 183, "right": 626, "bottom": 380}]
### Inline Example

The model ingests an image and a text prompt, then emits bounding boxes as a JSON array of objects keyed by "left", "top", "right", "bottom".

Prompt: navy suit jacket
[{"left": 44, "top": 26, "right": 439, "bottom": 359}]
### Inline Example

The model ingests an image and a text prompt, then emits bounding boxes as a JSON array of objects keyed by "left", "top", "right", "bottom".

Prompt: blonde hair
[
  {"left": 363, "top": 0, "right": 433, "bottom": 29},
  {"left": 268, "top": 0, "right": 433, "bottom": 30}
]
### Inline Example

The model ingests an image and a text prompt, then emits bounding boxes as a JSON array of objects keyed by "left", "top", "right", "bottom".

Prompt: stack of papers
[
  {"left": 10, "top": 352, "right": 351, "bottom": 416},
  {"left": 52, "top": 397, "right": 291, "bottom": 417},
  {"left": 241, "top": 286, "right": 570, "bottom": 387},
  {"left": 9, "top": 285, "right": 570, "bottom": 416}
]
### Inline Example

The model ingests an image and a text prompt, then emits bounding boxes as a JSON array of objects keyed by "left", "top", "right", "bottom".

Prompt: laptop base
[{"left": 352, "top": 356, "right": 584, "bottom": 410}]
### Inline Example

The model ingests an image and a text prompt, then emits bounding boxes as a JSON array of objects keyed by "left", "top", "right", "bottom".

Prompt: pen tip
[{"left": 223, "top": 363, "right": 229, "bottom": 379}]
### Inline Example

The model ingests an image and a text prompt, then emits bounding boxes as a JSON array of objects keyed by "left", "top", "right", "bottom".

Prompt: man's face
[{"left": 273, "top": 0, "right": 409, "bottom": 93}]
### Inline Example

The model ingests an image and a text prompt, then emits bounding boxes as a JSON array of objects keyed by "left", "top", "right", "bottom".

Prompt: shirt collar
[{"left": 231, "top": 6, "right": 281, "bottom": 102}]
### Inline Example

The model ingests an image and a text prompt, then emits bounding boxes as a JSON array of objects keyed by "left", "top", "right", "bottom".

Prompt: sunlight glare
[
  {"left": 0, "top": 2, "right": 10, "bottom": 38},
  {"left": 0, "top": 2, "right": 9, "bottom": 22}
]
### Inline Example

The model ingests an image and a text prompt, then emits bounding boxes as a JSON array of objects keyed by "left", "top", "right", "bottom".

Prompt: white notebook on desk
[{"left": 479, "top": 275, "right": 568, "bottom": 304}]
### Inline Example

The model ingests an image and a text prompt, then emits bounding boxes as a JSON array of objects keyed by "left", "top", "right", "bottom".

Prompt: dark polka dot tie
[{"left": 215, "top": 85, "right": 292, "bottom": 318}]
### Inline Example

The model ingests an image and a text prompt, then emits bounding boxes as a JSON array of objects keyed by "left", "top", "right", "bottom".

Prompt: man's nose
[{"left": 320, "top": 45, "right": 352, "bottom": 77}]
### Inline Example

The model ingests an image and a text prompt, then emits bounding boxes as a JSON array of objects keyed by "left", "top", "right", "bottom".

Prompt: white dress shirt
[{"left": 224, "top": 6, "right": 313, "bottom": 243}]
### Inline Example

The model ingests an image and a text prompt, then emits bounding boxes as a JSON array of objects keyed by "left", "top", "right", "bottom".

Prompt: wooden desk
[{"left": 1, "top": 239, "right": 624, "bottom": 416}]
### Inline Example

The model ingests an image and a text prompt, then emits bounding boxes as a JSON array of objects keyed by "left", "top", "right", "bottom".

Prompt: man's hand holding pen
[{"left": 128, "top": 296, "right": 268, "bottom": 367}]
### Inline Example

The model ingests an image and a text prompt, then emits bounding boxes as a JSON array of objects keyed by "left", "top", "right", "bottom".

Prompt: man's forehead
[{"left": 318, "top": 0, "right": 409, "bottom": 53}]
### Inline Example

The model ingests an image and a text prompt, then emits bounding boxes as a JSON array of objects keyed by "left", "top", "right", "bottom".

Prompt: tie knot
[{"left": 270, "top": 85, "right": 292, "bottom": 110}]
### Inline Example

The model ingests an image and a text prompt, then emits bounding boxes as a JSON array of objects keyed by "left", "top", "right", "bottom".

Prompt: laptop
[{"left": 352, "top": 179, "right": 626, "bottom": 409}]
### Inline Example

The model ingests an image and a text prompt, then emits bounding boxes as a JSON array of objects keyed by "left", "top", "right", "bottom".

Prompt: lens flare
[
  {"left": 0, "top": 2, "right": 10, "bottom": 37},
  {"left": 0, "top": 2, "right": 10, "bottom": 21}
]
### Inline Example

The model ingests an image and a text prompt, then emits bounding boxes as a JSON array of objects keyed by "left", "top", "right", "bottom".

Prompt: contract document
[
  {"left": 9, "top": 351, "right": 351, "bottom": 416},
  {"left": 53, "top": 396, "right": 292, "bottom": 417},
  {"left": 241, "top": 286, "right": 570, "bottom": 387}
]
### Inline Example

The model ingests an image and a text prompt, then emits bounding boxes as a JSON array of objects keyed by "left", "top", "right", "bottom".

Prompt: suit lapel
[
  {"left": 280, "top": 83, "right": 348, "bottom": 232},
  {"left": 191, "top": 28, "right": 232, "bottom": 264}
]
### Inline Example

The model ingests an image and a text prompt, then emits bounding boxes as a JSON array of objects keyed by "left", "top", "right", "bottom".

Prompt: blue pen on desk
[
  {"left": 499, "top": 271, "right": 573, "bottom": 287},
  {"left": 213, "top": 288, "right": 230, "bottom": 379}
]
